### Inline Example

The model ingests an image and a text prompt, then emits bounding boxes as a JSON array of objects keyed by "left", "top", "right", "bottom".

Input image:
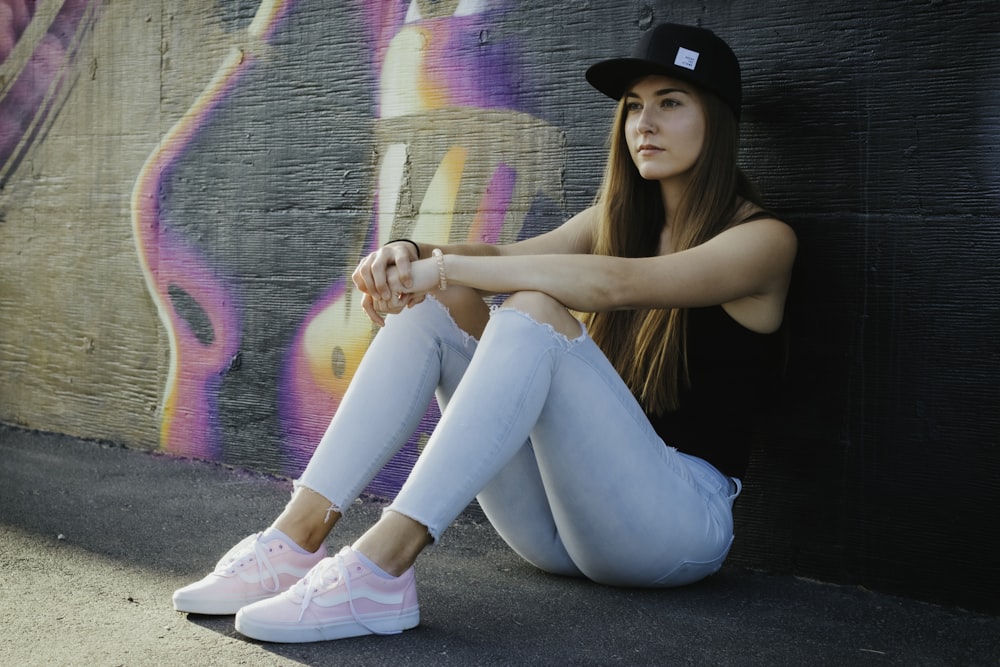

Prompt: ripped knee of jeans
[
  {"left": 424, "top": 293, "right": 478, "bottom": 346},
  {"left": 492, "top": 301, "right": 587, "bottom": 345}
]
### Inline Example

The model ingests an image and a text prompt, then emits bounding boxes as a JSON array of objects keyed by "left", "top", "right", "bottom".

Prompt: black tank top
[{"left": 645, "top": 305, "right": 784, "bottom": 478}]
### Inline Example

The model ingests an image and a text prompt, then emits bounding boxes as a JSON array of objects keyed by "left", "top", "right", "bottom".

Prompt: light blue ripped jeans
[{"left": 297, "top": 296, "right": 741, "bottom": 587}]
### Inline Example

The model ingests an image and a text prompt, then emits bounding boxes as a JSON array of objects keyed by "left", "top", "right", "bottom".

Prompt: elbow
[
  {"left": 591, "top": 265, "right": 635, "bottom": 311},
  {"left": 594, "top": 259, "right": 685, "bottom": 311},
  {"left": 597, "top": 287, "right": 629, "bottom": 311}
]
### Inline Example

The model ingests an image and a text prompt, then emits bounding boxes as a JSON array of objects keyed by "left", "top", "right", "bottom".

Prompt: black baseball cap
[{"left": 585, "top": 23, "right": 742, "bottom": 119}]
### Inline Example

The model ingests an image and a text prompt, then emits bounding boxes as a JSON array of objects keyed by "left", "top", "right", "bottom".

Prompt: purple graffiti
[
  {"left": 130, "top": 1, "right": 562, "bottom": 495},
  {"left": 0, "top": 0, "right": 97, "bottom": 186},
  {"left": 277, "top": 1, "right": 529, "bottom": 485},
  {"left": 131, "top": 2, "right": 299, "bottom": 458}
]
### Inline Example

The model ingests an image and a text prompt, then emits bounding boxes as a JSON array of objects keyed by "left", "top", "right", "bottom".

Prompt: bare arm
[
  {"left": 405, "top": 217, "right": 797, "bottom": 331},
  {"left": 352, "top": 207, "right": 597, "bottom": 323},
  {"left": 425, "top": 205, "right": 596, "bottom": 260}
]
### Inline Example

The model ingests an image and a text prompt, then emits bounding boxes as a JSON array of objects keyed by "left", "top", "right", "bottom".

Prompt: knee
[
  {"left": 501, "top": 291, "right": 581, "bottom": 339},
  {"left": 432, "top": 286, "right": 489, "bottom": 338}
]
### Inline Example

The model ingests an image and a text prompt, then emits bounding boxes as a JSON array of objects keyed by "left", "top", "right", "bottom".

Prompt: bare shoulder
[
  {"left": 715, "top": 213, "right": 797, "bottom": 263},
  {"left": 746, "top": 215, "right": 797, "bottom": 255}
]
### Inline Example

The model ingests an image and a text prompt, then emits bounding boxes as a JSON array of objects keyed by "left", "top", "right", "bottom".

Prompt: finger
[
  {"left": 384, "top": 292, "right": 410, "bottom": 314},
  {"left": 361, "top": 292, "right": 385, "bottom": 327},
  {"left": 370, "top": 252, "right": 392, "bottom": 301},
  {"left": 351, "top": 263, "right": 365, "bottom": 292},
  {"left": 385, "top": 265, "right": 410, "bottom": 299},
  {"left": 394, "top": 253, "right": 413, "bottom": 289},
  {"left": 353, "top": 252, "right": 378, "bottom": 294}
]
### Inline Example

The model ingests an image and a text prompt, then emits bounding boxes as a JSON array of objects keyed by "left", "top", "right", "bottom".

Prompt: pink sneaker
[
  {"left": 173, "top": 532, "right": 326, "bottom": 614},
  {"left": 234, "top": 546, "right": 420, "bottom": 643}
]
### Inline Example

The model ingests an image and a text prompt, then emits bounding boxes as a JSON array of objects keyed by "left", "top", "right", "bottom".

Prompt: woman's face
[{"left": 623, "top": 74, "right": 706, "bottom": 183}]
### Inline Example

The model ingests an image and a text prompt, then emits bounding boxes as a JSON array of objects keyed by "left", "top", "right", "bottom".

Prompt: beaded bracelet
[
  {"left": 385, "top": 238, "right": 420, "bottom": 259},
  {"left": 432, "top": 248, "right": 448, "bottom": 291}
]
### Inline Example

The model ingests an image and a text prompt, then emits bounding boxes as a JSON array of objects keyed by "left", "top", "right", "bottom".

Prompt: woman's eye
[
  {"left": 661, "top": 98, "right": 680, "bottom": 108},
  {"left": 625, "top": 101, "right": 642, "bottom": 112}
]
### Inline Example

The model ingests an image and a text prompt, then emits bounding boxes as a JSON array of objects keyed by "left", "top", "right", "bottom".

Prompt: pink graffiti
[
  {"left": 470, "top": 162, "right": 516, "bottom": 244},
  {"left": 132, "top": 2, "right": 299, "bottom": 458},
  {"left": 0, "top": 1, "right": 35, "bottom": 63},
  {"left": 0, "top": 0, "right": 96, "bottom": 182}
]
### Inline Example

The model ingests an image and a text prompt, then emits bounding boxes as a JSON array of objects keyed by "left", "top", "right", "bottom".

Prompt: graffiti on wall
[
  {"left": 0, "top": 0, "right": 99, "bottom": 187},
  {"left": 130, "top": 0, "right": 565, "bottom": 493}
]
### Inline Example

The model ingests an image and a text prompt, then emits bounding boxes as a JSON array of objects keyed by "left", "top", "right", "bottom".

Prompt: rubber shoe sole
[{"left": 235, "top": 606, "right": 419, "bottom": 643}]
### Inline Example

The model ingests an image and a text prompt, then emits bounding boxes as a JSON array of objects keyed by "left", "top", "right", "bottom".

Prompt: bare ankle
[
  {"left": 352, "top": 510, "right": 432, "bottom": 577},
  {"left": 273, "top": 487, "right": 342, "bottom": 552}
]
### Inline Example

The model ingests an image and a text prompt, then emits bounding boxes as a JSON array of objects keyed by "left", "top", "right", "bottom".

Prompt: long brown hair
[{"left": 583, "top": 86, "right": 762, "bottom": 414}]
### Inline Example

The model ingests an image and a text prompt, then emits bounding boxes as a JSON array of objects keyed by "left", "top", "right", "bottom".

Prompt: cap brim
[{"left": 585, "top": 58, "right": 684, "bottom": 100}]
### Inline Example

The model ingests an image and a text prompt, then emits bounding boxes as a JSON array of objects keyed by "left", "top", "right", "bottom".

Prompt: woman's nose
[{"left": 636, "top": 107, "right": 656, "bottom": 134}]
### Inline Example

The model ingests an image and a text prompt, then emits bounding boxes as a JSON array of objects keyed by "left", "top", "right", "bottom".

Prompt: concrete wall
[{"left": 2, "top": 1, "right": 997, "bottom": 612}]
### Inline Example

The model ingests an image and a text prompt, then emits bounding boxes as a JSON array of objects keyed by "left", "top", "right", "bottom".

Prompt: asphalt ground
[{"left": 2, "top": 424, "right": 998, "bottom": 667}]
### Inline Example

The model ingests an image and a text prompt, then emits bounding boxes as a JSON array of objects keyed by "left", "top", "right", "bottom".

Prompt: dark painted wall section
[{"left": 713, "top": 2, "right": 1000, "bottom": 612}]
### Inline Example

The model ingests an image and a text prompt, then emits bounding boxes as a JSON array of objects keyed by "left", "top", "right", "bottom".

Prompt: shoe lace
[
  {"left": 295, "top": 551, "right": 398, "bottom": 635},
  {"left": 215, "top": 533, "right": 281, "bottom": 594}
]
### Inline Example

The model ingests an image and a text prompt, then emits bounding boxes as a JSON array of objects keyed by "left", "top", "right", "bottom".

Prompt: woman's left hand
[
  {"left": 360, "top": 259, "right": 440, "bottom": 326},
  {"left": 361, "top": 291, "right": 411, "bottom": 327}
]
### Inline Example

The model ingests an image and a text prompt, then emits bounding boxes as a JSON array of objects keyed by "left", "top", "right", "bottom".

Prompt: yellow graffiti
[{"left": 299, "top": 9, "right": 566, "bottom": 417}]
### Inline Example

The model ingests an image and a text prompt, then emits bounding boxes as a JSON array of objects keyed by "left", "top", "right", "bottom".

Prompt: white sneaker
[{"left": 173, "top": 532, "right": 326, "bottom": 615}]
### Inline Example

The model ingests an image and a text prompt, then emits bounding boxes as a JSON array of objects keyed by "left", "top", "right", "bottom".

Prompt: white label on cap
[{"left": 675, "top": 47, "right": 700, "bottom": 70}]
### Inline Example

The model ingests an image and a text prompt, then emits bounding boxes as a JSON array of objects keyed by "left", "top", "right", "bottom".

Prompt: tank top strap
[{"left": 738, "top": 209, "right": 777, "bottom": 224}]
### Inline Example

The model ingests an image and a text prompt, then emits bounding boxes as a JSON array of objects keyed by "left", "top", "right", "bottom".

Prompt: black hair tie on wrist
[{"left": 386, "top": 238, "right": 421, "bottom": 259}]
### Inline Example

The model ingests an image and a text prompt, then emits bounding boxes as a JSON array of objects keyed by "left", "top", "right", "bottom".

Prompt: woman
[{"left": 173, "top": 22, "right": 796, "bottom": 643}]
